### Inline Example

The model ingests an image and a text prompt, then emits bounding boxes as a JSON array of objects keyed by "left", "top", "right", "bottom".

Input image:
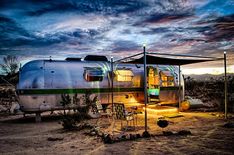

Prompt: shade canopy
[{"left": 121, "top": 54, "right": 222, "bottom": 66}]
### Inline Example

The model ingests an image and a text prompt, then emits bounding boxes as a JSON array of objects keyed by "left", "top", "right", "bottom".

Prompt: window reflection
[
  {"left": 160, "top": 71, "right": 174, "bottom": 87},
  {"left": 114, "top": 69, "right": 134, "bottom": 82},
  {"left": 84, "top": 67, "right": 104, "bottom": 82}
]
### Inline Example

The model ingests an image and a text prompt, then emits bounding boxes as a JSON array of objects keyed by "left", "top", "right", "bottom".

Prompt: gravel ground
[{"left": 0, "top": 112, "right": 234, "bottom": 155}]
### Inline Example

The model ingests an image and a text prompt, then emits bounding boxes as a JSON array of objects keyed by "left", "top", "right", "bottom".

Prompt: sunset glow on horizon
[{"left": 182, "top": 65, "right": 234, "bottom": 75}]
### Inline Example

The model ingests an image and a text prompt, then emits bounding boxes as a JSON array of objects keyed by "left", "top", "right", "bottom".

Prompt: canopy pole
[
  {"left": 178, "top": 65, "right": 181, "bottom": 110},
  {"left": 143, "top": 44, "right": 150, "bottom": 137},
  {"left": 224, "top": 51, "right": 227, "bottom": 119},
  {"left": 111, "top": 57, "right": 114, "bottom": 112}
]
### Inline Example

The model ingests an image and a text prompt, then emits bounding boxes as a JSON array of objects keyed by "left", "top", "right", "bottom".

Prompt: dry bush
[{"left": 184, "top": 75, "right": 234, "bottom": 112}]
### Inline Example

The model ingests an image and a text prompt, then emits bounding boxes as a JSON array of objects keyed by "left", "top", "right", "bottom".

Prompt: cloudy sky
[{"left": 0, "top": 0, "right": 233, "bottom": 74}]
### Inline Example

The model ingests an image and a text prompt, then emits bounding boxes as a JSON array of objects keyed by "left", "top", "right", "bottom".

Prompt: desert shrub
[
  {"left": 61, "top": 114, "right": 77, "bottom": 130},
  {"left": 60, "top": 94, "right": 71, "bottom": 115},
  {"left": 59, "top": 91, "right": 98, "bottom": 130},
  {"left": 0, "top": 55, "right": 19, "bottom": 76},
  {"left": 184, "top": 75, "right": 234, "bottom": 111}
]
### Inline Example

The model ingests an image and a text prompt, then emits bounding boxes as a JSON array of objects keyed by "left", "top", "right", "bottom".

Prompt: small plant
[
  {"left": 59, "top": 94, "right": 76, "bottom": 130},
  {"left": 61, "top": 114, "right": 77, "bottom": 130},
  {"left": 59, "top": 92, "right": 99, "bottom": 130},
  {"left": 77, "top": 91, "right": 98, "bottom": 117},
  {"left": 60, "top": 94, "right": 71, "bottom": 115}
]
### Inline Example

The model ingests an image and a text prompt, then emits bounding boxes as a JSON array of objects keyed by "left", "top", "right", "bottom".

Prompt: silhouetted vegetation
[
  {"left": 0, "top": 55, "right": 19, "bottom": 87},
  {"left": 0, "top": 85, "right": 17, "bottom": 113},
  {"left": 184, "top": 75, "right": 234, "bottom": 112},
  {"left": 60, "top": 91, "right": 98, "bottom": 130},
  {"left": 0, "top": 55, "right": 19, "bottom": 76}
]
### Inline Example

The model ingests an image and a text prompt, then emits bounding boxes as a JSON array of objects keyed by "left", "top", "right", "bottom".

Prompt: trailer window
[
  {"left": 147, "top": 66, "right": 159, "bottom": 87},
  {"left": 84, "top": 67, "right": 104, "bottom": 82},
  {"left": 114, "top": 69, "right": 134, "bottom": 82},
  {"left": 160, "top": 71, "right": 174, "bottom": 87}
]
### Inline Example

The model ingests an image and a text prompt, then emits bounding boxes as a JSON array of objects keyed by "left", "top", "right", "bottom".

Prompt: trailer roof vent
[
  {"left": 66, "top": 57, "right": 82, "bottom": 61},
  {"left": 84, "top": 55, "right": 108, "bottom": 62}
]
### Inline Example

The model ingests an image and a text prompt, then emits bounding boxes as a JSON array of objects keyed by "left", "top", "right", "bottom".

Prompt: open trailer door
[{"left": 147, "top": 66, "right": 160, "bottom": 102}]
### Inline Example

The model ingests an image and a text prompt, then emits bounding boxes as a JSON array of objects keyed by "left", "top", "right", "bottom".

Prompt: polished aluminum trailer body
[{"left": 17, "top": 58, "right": 184, "bottom": 113}]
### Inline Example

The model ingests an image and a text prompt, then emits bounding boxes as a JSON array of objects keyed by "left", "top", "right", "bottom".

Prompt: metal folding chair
[{"left": 112, "top": 103, "right": 135, "bottom": 132}]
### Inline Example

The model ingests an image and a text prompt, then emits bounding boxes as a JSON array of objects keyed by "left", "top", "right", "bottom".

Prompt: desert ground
[{"left": 0, "top": 111, "right": 234, "bottom": 155}]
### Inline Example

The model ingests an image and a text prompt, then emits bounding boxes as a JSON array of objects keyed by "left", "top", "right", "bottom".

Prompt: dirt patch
[{"left": 0, "top": 112, "right": 234, "bottom": 155}]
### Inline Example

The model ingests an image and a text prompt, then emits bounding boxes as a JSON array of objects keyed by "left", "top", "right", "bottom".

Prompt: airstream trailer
[{"left": 16, "top": 55, "right": 184, "bottom": 119}]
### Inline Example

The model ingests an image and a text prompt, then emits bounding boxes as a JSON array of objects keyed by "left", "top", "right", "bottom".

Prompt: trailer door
[{"left": 147, "top": 66, "right": 160, "bottom": 102}]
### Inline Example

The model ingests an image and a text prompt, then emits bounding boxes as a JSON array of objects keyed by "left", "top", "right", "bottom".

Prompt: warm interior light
[
  {"left": 143, "top": 107, "right": 178, "bottom": 115},
  {"left": 160, "top": 71, "right": 175, "bottom": 86},
  {"left": 114, "top": 69, "right": 134, "bottom": 81}
]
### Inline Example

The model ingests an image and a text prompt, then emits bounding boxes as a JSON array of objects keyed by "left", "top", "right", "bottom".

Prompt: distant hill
[{"left": 184, "top": 73, "right": 234, "bottom": 81}]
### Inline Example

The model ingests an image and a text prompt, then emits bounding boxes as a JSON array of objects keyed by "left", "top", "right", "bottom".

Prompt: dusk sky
[{"left": 0, "top": 0, "right": 233, "bottom": 74}]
